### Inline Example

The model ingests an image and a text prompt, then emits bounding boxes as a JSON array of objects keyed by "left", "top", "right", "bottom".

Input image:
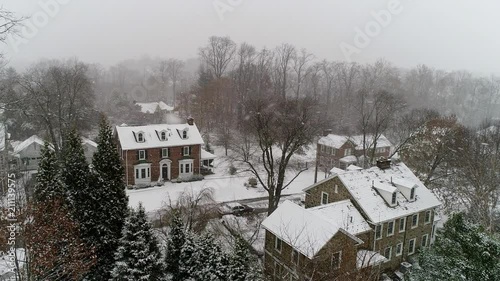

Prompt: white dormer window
[
  {"left": 160, "top": 131, "right": 167, "bottom": 141},
  {"left": 137, "top": 132, "right": 145, "bottom": 142},
  {"left": 182, "top": 130, "right": 188, "bottom": 139},
  {"left": 391, "top": 192, "right": 397, "bottom": 205}
]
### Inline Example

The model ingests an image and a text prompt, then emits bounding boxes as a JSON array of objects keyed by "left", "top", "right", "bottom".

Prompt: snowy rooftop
[
  {"left": 201, "top": 149, "right": 216, "bottom": 160},
  {"left": 13, "top": 135, "right": 46, "bottom": 154},
  {"left": 261, "top": 200, "right": 366, "bottom": 259},
  {"left": 115, "top": 123, "right": 204, "bottom": 150},
  {"left": 329, "top": 167, "right": 346, "bottom": 176},
  {"left": 318, "top": 134, "right": 392, "bottom": 150},
  {"left": 309, "top": 200, "right": 372, "bottom": 236},
  {"left": 356, "top": 250, "right": 387, "bottom": 269},
  {"left": 347, "top": 164, "right": 363, "bottom": 171},
  {"left": 81, "top": 137, "right": 97, "bottom": 148},
  {"left": 136, "top": 101, "right": 174, "bottom": 113},
  {"left": 336, "top": 162, "right": 441, "bottom": 223},
  {"left": 340, "top": 155, "right": 357, "bottom": 163}
]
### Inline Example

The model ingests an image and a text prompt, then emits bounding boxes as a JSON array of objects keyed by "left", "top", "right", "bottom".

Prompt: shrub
[
  {"left": 248, "top": 177, "right": 258, "bottom": 187},
  {"left": 229, "top": 165, "right": 237, "bottom": 175}
]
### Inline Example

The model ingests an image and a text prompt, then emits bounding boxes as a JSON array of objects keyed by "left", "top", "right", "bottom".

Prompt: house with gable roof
[
  {"left": 114, "top": 117, "right": 215, "bottom": 186},
  {"left": 262, "top": 160, "right": 441, "bottom": 280},
  {"left": 317, "top": 133, "right": 392, "bottom": 171}
]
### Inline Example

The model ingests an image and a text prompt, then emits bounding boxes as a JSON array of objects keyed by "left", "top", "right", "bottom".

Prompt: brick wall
[
  {"left": 304, "top": 176, "right": 351, "bottom": 208},
  {"left": 120, "top": 144, "right": 201, "bottom": 185}
]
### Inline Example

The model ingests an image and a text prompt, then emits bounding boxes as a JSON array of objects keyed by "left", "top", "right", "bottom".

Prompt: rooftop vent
[
  {"left": 322, "top": 129, "right": 332, "bottom": 137},
  {"left": 376, "top": 158, "right": 391, "bottom": 170}
]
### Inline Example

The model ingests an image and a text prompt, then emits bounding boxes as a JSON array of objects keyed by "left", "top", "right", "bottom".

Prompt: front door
[{"left": 162, "top": 163, "right": 169, "bottom": 180}]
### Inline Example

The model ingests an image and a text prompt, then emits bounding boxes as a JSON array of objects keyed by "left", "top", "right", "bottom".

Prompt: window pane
[{"left": 141, "top": 168, "right": 146, "bottom": 178}]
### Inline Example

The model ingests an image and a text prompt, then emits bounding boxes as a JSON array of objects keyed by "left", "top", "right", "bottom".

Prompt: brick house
[
  {"left": 262, "top": 161, "right": 441, "bottom": 280},
  {"left": 317, "top": 134, "right": 392, "bottom": 172},
  {"left": 115, "top": 118, "right": 214, "bottom": 186}
]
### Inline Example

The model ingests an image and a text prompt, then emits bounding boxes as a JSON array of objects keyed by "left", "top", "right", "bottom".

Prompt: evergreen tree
[
  {"left": 33, "top": 141, "right": 64, "bottom": 203},
  {"left": 61, "top": 128, "right": 97, "bottom": 238},
  {"left": 165, "top": 212, "right": 187, "bottom": 281},
  {"left": 412, "top": 213, "right": 500, "bottom": 281},
  {"left": 228, "top": 236, "right": 252, "bottom": 281},
  {"left": 89, "top": 114, "right": 129, "bottom": 279},
  {"left": 111, "top": 203, "right": 164, "bottom": 281},
  {"left": 179, "top": 233, "right": 229, "bottom": 281}
]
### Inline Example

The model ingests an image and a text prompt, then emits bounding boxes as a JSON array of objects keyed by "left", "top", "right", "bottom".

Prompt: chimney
[
  {"left": 322, "top": 129, "right": 332, "bottom": 137},
  {"left": 187, "top": 116, "right": 194, "bottom": 126},
  {"left": 376, "top": 158, "right": 391, "bottom": 170}
]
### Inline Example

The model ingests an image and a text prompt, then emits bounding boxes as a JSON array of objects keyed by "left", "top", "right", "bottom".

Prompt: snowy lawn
[{"left": 127, "top": 146, "right": 317, "bottom": 213}]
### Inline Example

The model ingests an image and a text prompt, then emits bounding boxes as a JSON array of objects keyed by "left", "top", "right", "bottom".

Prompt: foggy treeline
[{"left": 1, "top": 35, "right": 499, "bottom": 142}]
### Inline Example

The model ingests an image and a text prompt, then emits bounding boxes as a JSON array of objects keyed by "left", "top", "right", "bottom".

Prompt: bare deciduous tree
[
  {"left": 199, "top": 36, "right": 236, "bottom": 79},
  {"left": 231, "top": 96, "right": 320, "bottom": 214}
]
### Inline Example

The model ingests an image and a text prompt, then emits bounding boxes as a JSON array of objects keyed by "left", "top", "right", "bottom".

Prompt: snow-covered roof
[
  {"left": 318, "top": 134, "right": 392, "bottom": 150},
  {"left": 340, "top": 155, "right": 357, "bottom": 163},
  {"left": 336, "top": 163, "right": 441, "bottom": 223},
  {"left": 261, "top": 200, "right": 365, "bottom": 259},
  {"left": 13, "top": 135, "right": 46, "bottom": 154},
  {"left": 356, "top": 250, "right": 387, "bottom": 269},
  {"left": 329, "top": 167, "right": 346, "bottom": 176},
  {"left": 135, "top": 101, "right": 174, "bottom": 113},
  {"left": 200, "top": 148, "right": 216, "bottom": 160},
  {"left": 309, "top": 200, "right": 371, "bottom": 236},
  {"left": 81, "top": 137, "right": 97, "bottom": 148},
  {"left": 115, "top": 123, "right": 204, "bottom": 150},
  {"left": 347, "top": 164, "right": 363, "bottom": 171}
]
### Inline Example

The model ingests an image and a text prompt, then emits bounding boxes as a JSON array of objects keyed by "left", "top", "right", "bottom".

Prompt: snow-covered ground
[{"left": 127, "top": 146, "right": 318, "bottom": 213}]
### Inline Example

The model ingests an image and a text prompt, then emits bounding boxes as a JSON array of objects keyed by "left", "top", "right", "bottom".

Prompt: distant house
[
  {"left": 13, "top": 135, "right": 46, "bottom": 171},
  {"left": 81, "top": 137, "right": 98, "bottom": 164},
  {"left": 317, "top": 133, "right": 392, "bottom": 171},
  {"left": 11, "top": 135, "right": 97, "bottom": 171},
  {"left": 114, "top": 117, "right": 214, "bottom": 186},
  {"left": 262, "top": 160, "right": 441, "bottom": 280},
  {"left": 135, "top": 101, "right": 174, "bottom": 114}
]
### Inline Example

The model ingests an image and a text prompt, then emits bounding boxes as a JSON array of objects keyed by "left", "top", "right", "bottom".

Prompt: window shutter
[
  {"left": 159, "top": 148, "right": 162, "bottom": 158},
  {"left": 144, "top": 149, "right": 147, "bottom": 160},
  {"left": 167, "top": 148, "right": 170, "bottom": 158},
  {"left": 189, "top": 146, "right": 192, "bottom": 155},
  {"left": 136, "top": 150, "right": 139, "bottom": 160}
]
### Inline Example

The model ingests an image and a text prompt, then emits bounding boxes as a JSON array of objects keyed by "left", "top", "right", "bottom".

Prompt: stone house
[
  {"left": 114, "top": 117, "right": 214, "bottom": 186},
  {"left": 317, "top": 133, "right": 392, "bottom": 172},
  {"left": 262, "top": 160, "right": 441, "bottom": 280}
]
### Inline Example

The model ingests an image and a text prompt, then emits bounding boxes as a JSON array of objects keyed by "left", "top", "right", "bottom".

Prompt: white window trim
[
  {"left": 387, "top": 220, "right": 395, "bottom": 237},
  {"left": 162, "top": 148, "right": 169, "bottom": 158},
  {"left": 134, "top": 163, "right": 151, "bottom": 185},
  {"left": 275, "top": 237, "right": 282, "bottom": 253},
  {"left": 384, "top": 246, "right": 392, "bottom": 260},
  {"left": 334, "top": 184, "right": 338, "bottom": 194},
  {"left": 331, "top": 251, "right": 342, "bottom": 269},
  {"left": 138, "top": 150, "right": 146, "bottom": 160},
  {"left": 344, "top": 148, "right": 352, "bottom": 156},
  {"left": 137, "top": 131, "right": 145, "bottom": 143},
  {"left": 408, "top": 238, "right": 416, "bottom": 255},
  {"left": 179, "top": 159, "right": 194, "bottom": 177},
  {"left": 424, "top": 210, "right": 432, "bottom": 224},
  {"left": 422, "top": 234, "right": 429, "bottom": 247},
  {"left": 399, "top": 217, "right": 406, "bottom": 233},
  {"left": 321, "top": 192, "right": 329, "bottom": 205},
  {"left": 395, "top": 242, "right": 403, "bottom": 256},
  {"left": 411, "top": 214, "right": 419, "bottom": 229},
  {"left": 183, "top": 146, "right": 190, "bottom": 156},
  {"left": 160, "top": 130, "right": 167, "bottom": 141},
  {"left": 376, "top": 224, "right": 383, "bottom": 240}
]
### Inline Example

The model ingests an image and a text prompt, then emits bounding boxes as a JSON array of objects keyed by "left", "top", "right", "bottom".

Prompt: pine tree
[
  {"left": 33, "top": 141, "right": 64, "bottom": 203},
  {"left": 165, "top": 212, "right": 187, "bottom": 281},
  {"left": 111, "top": 203, "right": 164, "bottom": 281},
  {"left": 228, "top": 236, "right": 251, "bottom": 281},
  {"left": 179, "top": 233, "right": 229, "bottom": 281},
  {"left": 89, "top": 114, "right": 129, "bottom": 279}
]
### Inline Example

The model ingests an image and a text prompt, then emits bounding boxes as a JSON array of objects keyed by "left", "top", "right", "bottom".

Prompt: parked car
[{"left": 219, "top": 202, "right": 254, "bottom": 216}]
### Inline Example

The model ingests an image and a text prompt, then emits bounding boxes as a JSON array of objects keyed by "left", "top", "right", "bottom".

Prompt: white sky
[{"left": 2, "top": 0, "right": 500, "bottom": 75}]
